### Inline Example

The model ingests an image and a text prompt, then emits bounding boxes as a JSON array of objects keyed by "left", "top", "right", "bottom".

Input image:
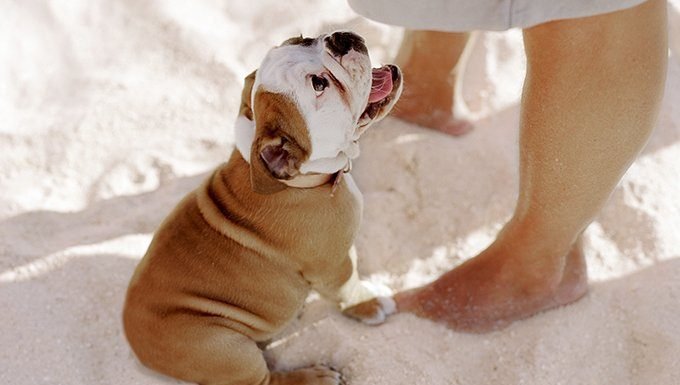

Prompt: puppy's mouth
[{"left": 358, "top": 65, "right": 402, "bottom": 127}]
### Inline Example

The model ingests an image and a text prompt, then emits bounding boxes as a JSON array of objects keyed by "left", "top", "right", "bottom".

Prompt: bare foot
[
  {"left": 391, "top": 68, "right": 473, "bottom": 136},
  {"left": 392, "top": 30, "right": 474, "bottom": 136},
  {"left": 393, "top": 233, "right": 588, "bottom": 332},
  {"left": 393, "top": 103, "right": 473, "bottom": 136}
]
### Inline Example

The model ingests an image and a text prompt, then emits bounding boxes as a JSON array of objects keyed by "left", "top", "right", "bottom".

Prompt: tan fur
[
  {"left": 123, "top": 72, "right": 359, "bottom": 385},
  {"left": 123, "top": 31, "right": 403, "bottom": 384},
  {"left": 239, "top": 70, "right": 256, "bottom": 121},
  {"left": 249, "top": 89, "right": 312, "bottom": 194},
  {"left": 123, "top": 149, "right": 358, "bottom": 384}
]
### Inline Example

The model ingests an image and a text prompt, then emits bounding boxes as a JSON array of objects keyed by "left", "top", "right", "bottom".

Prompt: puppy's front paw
[
  {"left": 342, "top": 296, "right": 396, "bottom": 326},
  {"left": 340, "top": 279, "right": 392, "bottom": 309}
]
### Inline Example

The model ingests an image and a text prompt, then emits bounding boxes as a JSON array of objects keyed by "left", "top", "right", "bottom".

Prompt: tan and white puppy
[{"left": 123, "top": 31, "right": 402, "bottom": 385}]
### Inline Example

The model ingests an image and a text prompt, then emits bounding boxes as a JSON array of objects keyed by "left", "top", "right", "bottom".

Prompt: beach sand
[{"left": 2, "top": 1, "right": 679, "bottom": 384}]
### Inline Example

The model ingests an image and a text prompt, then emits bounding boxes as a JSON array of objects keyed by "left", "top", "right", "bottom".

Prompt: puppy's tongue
[{"left": 368, "top": 67, "right": 393, "bottom": 103}]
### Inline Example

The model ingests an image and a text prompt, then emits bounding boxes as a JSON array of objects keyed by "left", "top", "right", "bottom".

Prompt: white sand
[{"left": 2, "top": 1, "right": 680, "bottom": 384}]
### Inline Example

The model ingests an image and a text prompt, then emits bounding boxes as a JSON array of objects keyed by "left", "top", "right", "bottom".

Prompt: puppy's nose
[{"left": 324, "top": 32, "right": 367, "bottom": 57}]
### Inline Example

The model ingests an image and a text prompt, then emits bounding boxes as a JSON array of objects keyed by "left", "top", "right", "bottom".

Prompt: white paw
[
  {"left": 342, "top": 296, "right": 396, "bottom": 326},
  {"left": 358, "top": 280, "right": 393, "bottom": 299},
  {"left": 339, "top": 278, "right": 392, "bottom": 309}
]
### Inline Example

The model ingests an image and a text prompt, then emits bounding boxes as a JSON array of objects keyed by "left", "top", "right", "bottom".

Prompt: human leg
[
  {"left": 392, "top": 30, "right": 473, "bottom": 135},
  {"left": 394, "top": 0, "right": 667, "bottom": 332}
]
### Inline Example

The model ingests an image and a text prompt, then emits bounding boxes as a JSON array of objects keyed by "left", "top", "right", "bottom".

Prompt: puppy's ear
[
  {"left": 239, "top": 70, "right": 257, "bottom": 120},
  {"left": 250, "top": 90, "right": 311, "bottom": 194},
  {"left": 250, "top": 136, "right": 300, "bottom": 194}
]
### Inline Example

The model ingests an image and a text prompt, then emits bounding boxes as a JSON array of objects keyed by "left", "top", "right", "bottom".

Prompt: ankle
[
  {"left": 487, "top": 223, "right": 577, "bottom": 288},
  {"left": 499, "top": 216, "right": 580, "bottom": 256}
]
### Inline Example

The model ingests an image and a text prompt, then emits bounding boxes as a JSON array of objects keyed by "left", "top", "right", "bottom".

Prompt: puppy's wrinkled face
[{"left": 242, "top": 31, "right": 402, "bottom": 193}]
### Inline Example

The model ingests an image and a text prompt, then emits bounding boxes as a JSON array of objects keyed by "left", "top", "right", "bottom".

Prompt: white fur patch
[
  {"left": 250, "top": 34, "right": 373, "bottom": 175},
  {"left": 299, "top": 154, "right": 348, "bottom": 174},
  {"left": 360, "top": 297, "right": 397, "bottom": 326},
  {"left": 338, "top": 245, "right": 391, "bottom": 308},
  {"left": 343, "top": 174, "right": 363, "bottom": 214}
]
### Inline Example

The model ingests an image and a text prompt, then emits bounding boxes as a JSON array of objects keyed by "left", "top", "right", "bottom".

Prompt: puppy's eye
[{"left": 311, "top": 75, "right": 329, "bottom": 96}]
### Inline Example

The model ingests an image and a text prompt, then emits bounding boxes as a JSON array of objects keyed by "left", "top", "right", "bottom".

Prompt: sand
[{"left": 2, "top": 1, "right": 679, "bottom": 384}]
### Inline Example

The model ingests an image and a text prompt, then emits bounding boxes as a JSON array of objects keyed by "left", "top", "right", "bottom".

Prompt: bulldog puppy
[{"left": 123, "top": 31, "right": 402, "bottom": 385}]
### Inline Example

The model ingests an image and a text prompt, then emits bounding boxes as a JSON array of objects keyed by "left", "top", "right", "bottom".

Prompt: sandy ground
[{"left": 2, "top": 1, "right": 680, "bottom": 384}]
